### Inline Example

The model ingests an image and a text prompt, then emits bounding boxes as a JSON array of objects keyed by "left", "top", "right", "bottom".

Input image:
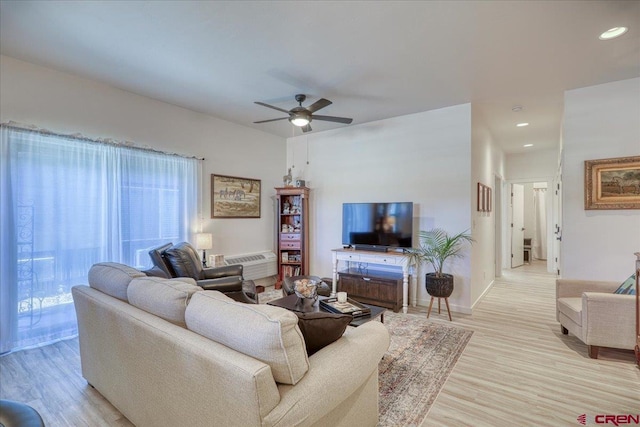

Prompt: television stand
[{"left": 331, "top": 248, "right": 417, "bottom": 314}]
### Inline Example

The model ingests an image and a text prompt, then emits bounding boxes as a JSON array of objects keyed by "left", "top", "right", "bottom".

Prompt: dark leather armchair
[
  {"left": 283, "top": 275, "right": 332, "bottom": 297},
  {"left": 147, "top": 242, "right": 257, "bottom": 303}
]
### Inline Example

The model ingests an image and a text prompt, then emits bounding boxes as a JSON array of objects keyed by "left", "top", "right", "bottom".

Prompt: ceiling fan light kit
[
  {"left": 290, "top": 113, "right": 311, "bottom": 127},
  {"left": 254, "top": 94, "right": 353, "bottom": 133}
]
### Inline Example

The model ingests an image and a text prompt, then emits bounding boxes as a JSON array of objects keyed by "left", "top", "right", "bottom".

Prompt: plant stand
[
  {"left": 426, "top": 296, "right": 452, "bottom": 321},
  {"left": 425, "top": 273, "right": 454, "bottom": 321}
]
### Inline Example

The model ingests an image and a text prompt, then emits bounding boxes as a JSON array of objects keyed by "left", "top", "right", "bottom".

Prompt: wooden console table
[{"left": 331, "top": 248, "right": 416, "bottom": 314}]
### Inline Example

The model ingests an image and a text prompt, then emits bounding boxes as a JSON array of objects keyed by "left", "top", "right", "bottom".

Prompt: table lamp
[{"left": 195, "top": 233, "right": 213, "bottom": 267}]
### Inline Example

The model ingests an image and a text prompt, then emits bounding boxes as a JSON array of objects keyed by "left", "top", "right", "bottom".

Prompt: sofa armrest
[
  {"left": 264, "top": 321, "right": 390, "bottom": 426},
  {"left": 203, "top": 265, "right": 243, "bottom": 279},
  {"left": 582, "top": 292, "right": 636, "bottom": 349},
  {"left": 556, "top": 279, "right": 620, "bottom": 298}
]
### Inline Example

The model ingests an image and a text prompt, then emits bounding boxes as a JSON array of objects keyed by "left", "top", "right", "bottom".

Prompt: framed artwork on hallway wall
[
  {"left": 211, "top": 174, "right": 261, "bottom": 218},
  {"left": 584, "top": 156, "right": 640, "bottom": 210},
  {"left": 477, "top": 182, "right": 491, "bottom": 213}
]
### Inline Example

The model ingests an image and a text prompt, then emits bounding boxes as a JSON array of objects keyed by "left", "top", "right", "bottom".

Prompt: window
[{"left": 0, "top": 126, "right": 199, "bottom": 352}]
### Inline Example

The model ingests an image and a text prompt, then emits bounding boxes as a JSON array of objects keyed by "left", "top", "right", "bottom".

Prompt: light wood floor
[
  {"left": 1, "top": 261, "right": 638, "bottom": 426},
  {"left": 421, "top": 261, "right": 640, "bottom": 427}
]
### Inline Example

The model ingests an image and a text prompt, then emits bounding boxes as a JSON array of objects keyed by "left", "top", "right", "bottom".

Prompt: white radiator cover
[{"left": 215, "top": 251, "right": 278, "bottom": 281}]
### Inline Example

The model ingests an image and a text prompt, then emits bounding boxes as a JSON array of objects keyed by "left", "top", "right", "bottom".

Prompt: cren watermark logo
[{"left": 577, "top": 414, "right": 640, "bottom": 426}]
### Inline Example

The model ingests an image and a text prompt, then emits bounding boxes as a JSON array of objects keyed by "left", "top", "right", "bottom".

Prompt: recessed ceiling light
[
  {"left": 516, "top": 122, "right": 529, "bottom": 127},
  {"left": 599, "top": 27, "right": 628, "bottom": 40},
  {"left": 512, "top": 105, "right": 523, "bottom": 112},
  {"left": 524, "top": 144, "right": 533, "bottom": 148}
]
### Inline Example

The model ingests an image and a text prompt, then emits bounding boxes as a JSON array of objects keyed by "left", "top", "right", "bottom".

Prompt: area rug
[{"left": 378, "top": 312, "right": 473, "bottom": 426}]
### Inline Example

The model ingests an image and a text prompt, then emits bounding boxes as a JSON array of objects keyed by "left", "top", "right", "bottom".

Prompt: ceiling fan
[{"left": 253, "top": 94, "right": 353, "bottom": 133}]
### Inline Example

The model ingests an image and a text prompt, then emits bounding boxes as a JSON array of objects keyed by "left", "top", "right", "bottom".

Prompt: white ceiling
[{"left": 1, "top": 1, "right": 639, "bottom": 153}]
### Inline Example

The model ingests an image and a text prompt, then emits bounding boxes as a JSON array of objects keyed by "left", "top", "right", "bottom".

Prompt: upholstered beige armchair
[{"left": 556, "top": 279, "right": 636, "bottom": 358}]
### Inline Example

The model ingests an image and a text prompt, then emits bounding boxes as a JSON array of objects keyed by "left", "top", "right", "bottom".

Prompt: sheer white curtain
[
  {"left": 533, "top": 188, "right": 547, "bottom": 260},
  {"left": 0, "top": 126, "right": 198, "bottom": 353}
]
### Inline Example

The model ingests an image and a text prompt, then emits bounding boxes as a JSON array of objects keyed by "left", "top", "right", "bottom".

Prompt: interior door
[{"left": 511, "top": 183, "right": 525, "bottom": 268}]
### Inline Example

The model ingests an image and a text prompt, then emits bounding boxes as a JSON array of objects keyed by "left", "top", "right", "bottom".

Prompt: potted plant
[{"left": 407, "top": 228, "right": 474, "bottom": 299}]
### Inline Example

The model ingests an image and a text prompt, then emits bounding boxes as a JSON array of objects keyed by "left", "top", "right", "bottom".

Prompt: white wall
[
  {"left": 287, "top": 104, "right": 474, "bottom": 312},
  {"left": 562, "top": 77, "right": 640, "bottom": 281},
  {"left": 506, "top": 149, "right": 558, "bottom": 181},
  {"left": 470, "top": 106, "right": 506, "bottom": 306},
  {"left": 0, "top": 55, "right": 285, "bottom": 256}
]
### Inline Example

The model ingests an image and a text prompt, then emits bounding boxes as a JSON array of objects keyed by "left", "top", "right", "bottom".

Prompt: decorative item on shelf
[
  {"left": 281, "top": 252, "right": 289, "bottom": 263},
  {"left": 195, "top": 233, "right": 213, "bottom": 267},
  {"left": 283, "top": 168, "right": 293, "bottom": 187},
  {"left": 406, "top": 229, "right": 474, "bottom": 321},
  {"left": 283, "top": 202, "right": 290, "bottom": 214},
  {"left": 295, "top": 179, "right": 306, "bottom": 188},
  {"left": 294, "top": 278, "right": 318, "bottom": 301}
]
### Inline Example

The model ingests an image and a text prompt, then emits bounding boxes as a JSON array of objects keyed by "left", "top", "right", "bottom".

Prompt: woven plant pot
[{"left": 425, "top": 273, "right": 454, "bottom": 298}]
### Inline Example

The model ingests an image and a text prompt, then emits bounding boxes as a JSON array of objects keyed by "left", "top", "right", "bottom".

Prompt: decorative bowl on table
[{"left": 294, "top": 278, "right": 318, "bottom": 301}]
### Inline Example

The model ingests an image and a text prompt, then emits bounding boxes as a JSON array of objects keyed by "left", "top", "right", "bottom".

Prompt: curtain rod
[{"left": 1, "top": 121, "right": 205, "bottom": 160}]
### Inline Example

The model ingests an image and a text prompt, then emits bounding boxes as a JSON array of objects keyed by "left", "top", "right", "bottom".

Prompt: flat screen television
[{"left": 342, "top": 202, "right": 413, "bottom": 251}]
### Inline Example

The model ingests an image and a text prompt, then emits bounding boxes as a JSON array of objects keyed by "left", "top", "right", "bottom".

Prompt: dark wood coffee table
[{"left": 267, "top": 294, "right": 385, "bottom": 327}]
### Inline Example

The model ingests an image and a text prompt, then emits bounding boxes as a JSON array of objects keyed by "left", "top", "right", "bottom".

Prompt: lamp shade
[{"left": 195, "top": 233, "right": 213, "bottom": 250}]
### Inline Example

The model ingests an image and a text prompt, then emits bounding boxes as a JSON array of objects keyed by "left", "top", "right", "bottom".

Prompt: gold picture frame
[
  {"left": 584, "top": 155, "right": 640, "bottom": 210},
  {"left": 211, "top": 174, "right": 261, "bottom": 218}
]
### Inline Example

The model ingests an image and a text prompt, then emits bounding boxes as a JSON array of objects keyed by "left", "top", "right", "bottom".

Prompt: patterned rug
[{"left": 378, "top": 312, "right": 473, "bottom": 426}]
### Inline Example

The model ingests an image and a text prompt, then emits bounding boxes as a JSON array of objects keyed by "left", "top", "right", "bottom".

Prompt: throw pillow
[
  {"left": 295, "top": 311, "right": 352, "bottom": 356},
  {"left": 614, "top": 274, "right": 636, "bottom": 295}
]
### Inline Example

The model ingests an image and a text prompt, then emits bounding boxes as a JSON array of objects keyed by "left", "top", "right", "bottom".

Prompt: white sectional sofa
[{"left": 72, "top": 263, "right": 390, "bottom": 427}]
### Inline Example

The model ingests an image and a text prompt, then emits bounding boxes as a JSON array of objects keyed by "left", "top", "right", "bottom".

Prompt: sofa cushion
[
  {"left": 614, "top": 274, "right": 636, "bottom": 295},
  {"left": 557, "top": 297, "right": 582, "bottom": 326},
  {"left": 185, "top": 291, "right": 309, "bottom": 385},
  {"left": 295, "top": 311, "right": 352, "bottom": 355},
  {"left": 127, "top": 277, "right": 201, "bottom": 327},
  {"left": 88, "top": 262, "right": 146, "bottom": 302}
]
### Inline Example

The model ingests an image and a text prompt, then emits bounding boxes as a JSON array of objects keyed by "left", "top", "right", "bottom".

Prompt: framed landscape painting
[
  {"left": 584, "top": 155, "right": 640, "bottom": 210},
  {"left": 212, "top": 174, "right": 261, "bottom": 218}
]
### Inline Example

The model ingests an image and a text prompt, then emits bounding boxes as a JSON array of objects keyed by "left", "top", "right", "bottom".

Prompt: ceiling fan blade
[
  {"left": 306, "top": 98, "right": 332, "bottom": 113},
  {"left": 255, "top": 101, "right": 291, "bottom": 114},
  {"left": 301, "top": 124, "right": 312, "bottom": 133},
  {"left": 312, "top": 115, "right": 353, "bottom": 124},
  {"left": 253, "top": 117, "right": 288, "bottom": 124}
]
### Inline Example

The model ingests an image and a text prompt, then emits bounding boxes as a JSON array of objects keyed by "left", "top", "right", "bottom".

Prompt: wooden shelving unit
[{"left": 275, "top": 187, "right": 310, "bottom": 284}]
